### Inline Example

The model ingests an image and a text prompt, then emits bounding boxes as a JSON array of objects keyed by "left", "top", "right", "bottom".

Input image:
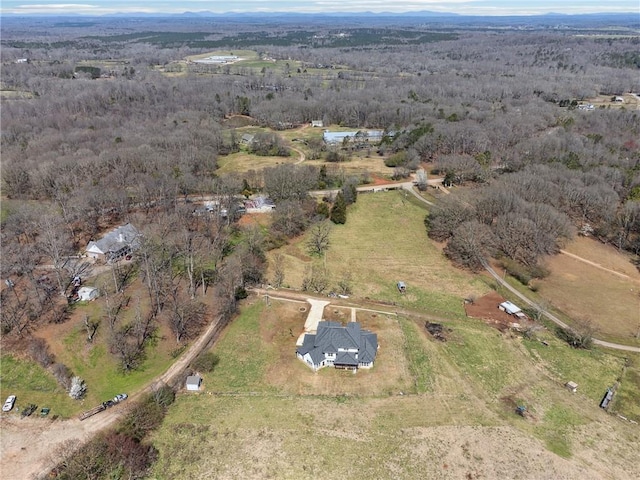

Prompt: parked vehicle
[
  {"left": 21, "top": 404, "right": 37, "bottom": 417},
  {"left": 3, "top": 395, "right": 16, "bottom": 412},
  {"left": 40, "top": 407, "right": 50, "bottom": 417},
  {"left": 113, "top": 393, "right": 128, "bottom": 403}
]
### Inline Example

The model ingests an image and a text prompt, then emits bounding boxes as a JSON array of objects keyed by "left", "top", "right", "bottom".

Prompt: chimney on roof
[{"left": 118, "top": 233, "right": 124, "bottom": 242}]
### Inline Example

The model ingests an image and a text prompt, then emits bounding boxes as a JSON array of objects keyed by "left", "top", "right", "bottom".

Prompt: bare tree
[
  {"left": 306, "top": 221, "right": 332, "bottom": 257},
  {"left": 36, "top": 213, "right": 73, "bottom": 295},
  {"left": 301, "top": 264, "right": 330, "bottom": 293}
]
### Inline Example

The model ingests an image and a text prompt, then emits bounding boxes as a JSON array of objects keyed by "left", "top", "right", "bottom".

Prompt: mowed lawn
[
  {"left": 537, "top": 236, "right": 640, "bottom": 344},
  {"left": 269, "top": 191, "right": 488, "bottom": 317},
  {"left": 150, "top": 297, "right": 640, "bottom": 479}
]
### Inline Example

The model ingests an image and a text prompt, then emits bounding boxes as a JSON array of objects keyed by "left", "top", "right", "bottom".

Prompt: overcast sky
[{"left": 1, "top": 1, "right": 638, "bottom": 15}]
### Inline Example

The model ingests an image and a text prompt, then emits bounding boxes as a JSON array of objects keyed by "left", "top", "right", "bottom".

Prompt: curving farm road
[{"left": 482, "top": 261, "right": 640, "bottom": 353}]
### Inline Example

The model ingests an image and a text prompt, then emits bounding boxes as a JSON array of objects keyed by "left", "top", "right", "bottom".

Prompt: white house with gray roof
[
  {"left": 296, "top": 321, "right": 378, "bottom": 372},
  {"left": 85, "top": 223, "right": 141, "bottom": 263}
]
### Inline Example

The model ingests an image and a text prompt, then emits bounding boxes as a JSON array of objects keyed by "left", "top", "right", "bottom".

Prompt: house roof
[
  {"left": 323, "top": 131, "right": 358, "bottom": 143},
  {"left": 86, "top": 223, "right": 140, "bottom": 255},
  {"left": 315, "top": 321, "right": 359, "bottom": 351},
  {"left": 186, "top": 375, "right": 202, "bottom": 386},
  {"left": 296, "top": 321, "right": 378, "bottom": 369},
  {"left": 335, "top": 351, "right": 358, "bottom": 366},
  {"left": 77, "top": 286, "right": 97, "bottom": 295}
]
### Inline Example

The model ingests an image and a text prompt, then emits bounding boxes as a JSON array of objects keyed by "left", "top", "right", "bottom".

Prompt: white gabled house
[
  {"left": 85, "top": 223, "right": 141, "bottom": 263},
  {"left": 296, "top": 321, "right": 378, "bottom": 372}
]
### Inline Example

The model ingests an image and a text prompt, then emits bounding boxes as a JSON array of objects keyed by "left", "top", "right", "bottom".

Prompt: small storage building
[
  {"left": 499, "top": 301, "right": 526, "bottom": 318},
  {"left": 565, "top": 381, "right": 578, "bottom": 393},
  {"left": 77, "top": 286, "right": 99, "bottom": 302},
  {"left": 186, "top": 375, "right": 202, "bottom": 391}
]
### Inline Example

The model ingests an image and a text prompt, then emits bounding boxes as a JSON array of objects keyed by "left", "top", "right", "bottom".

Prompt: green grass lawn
[
  {"left": 150, "top": 301, "right": 640, "bottom": 477},
  {"left": 56, "top": 321, "right": 176, "bottom": 410},
  {"left": 272, "top": 191, "right": 488, "bottom": 316},
  {"left": 0, "top": 354, "right": 78, "bottom": 418},
  {"left": 398, "top": 317, "right": 434, "bottom": 393},
  {"left": 613, "top": 353, "right": 640, "bottom": 421},
  {"left": 202, "top": 301, "right": 278, "bottom": 392}
]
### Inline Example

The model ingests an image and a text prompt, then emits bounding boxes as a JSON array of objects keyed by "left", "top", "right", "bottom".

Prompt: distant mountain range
[
  {"left": 1, "top": 10, "right": 637, "bottom": 30},
  {"left": 0, "top": 10, "right": 636, "bottom": 19}
]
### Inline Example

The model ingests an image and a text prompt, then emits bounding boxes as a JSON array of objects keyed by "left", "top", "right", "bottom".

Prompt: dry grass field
[
  {"left": 537, "top": 237, "right": 640, "bottom": 344},
  {"left": 150, "top": 297, "right": 640, "bottom": 480},
  {"left": 215, "top": 150, "right": 300, "bottom": 174},
  {"left": 267, "top": 190, "right": 489, "bottom": 317}
]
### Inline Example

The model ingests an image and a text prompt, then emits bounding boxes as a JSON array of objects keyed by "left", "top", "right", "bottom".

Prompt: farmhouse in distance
[
  {"left": 296, "top": 321, "right": 378, "bottom": 372},
  {"left": 85, "top": 223, "right": 141, "bottom": 263}
]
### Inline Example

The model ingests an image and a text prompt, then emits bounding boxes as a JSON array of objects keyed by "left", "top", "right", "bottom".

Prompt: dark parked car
[{"left": 21, "top": 404, "right": 37, "bottom": 417}]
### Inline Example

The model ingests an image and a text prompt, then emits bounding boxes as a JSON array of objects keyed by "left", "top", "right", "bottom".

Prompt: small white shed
[
  {"left": 499, "top": 301, "right": 523, "bottom": 316},
  {"left": 77, "top": 286, "right": 99, "bottom": 302},
  {"left": 186, "top": 375, "right": 202, "bottom": 391}
]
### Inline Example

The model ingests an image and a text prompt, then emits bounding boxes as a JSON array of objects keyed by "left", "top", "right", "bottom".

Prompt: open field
[
  {"left": 267, "top": 190, "right": 489, "bottom": 317},
  {"left": 581, "top": 93, "right": 640, "bottom": 110},
  {"left": 186, "top": 50, "right": 258, "bottom": 63},
  {"left": 150, "top": 297, "right": 640, "bottom": 479},
  {"left": 215, "top": 124, "right": 396, "bottom": 178},
  {"left": 201, "top": 298, "right": 412, "bottom": 396},
  {"left": 215, "top": 150, "right": 299, "bottom": 174},
  {"left": 537, "top": 236, "right": 640, "bottom": 343},
  {"left": 0, "top": 89, "right": 34, "bottom": 99}
]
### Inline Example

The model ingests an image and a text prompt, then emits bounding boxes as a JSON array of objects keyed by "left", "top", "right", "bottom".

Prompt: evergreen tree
[{"left": 330, "top": 192, "right": 347, "bottom": 224}]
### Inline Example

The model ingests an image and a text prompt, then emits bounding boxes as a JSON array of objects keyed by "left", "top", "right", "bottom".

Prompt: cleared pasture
[
  {"left": 215, "top": 150, "right": 298, "bottom": 174},
  {"left": 150, "top": 297, "right": 640, "bottom": 479},
  {"left": 538, "top": 237, "right": 640, "bottom": 343},
  {"left": 267, "top": 190, "right": 488, "bottom": 317}
]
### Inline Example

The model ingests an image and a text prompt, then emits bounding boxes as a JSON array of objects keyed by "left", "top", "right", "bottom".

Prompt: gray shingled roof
[
  {"left": 86, "top": 223, "right": 140, "bottom": 255},
  {"left": 296, "top": 321, "right": 378, "bottom": 370}
]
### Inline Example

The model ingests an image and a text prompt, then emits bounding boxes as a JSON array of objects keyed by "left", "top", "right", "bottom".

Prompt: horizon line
[{"left": 1, "top": 10, "right": 638, "bottom": 17}]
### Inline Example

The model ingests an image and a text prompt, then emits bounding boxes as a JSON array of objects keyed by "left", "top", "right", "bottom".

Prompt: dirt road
[
  {"left": 560, "top": 249, "right": 640, "bottom": 283},
  {"left": 482, "top": 261, "right": 640, "bottom": 353},
  {"left": 0, "top": 313, "right": 225, "bottom": 480}
]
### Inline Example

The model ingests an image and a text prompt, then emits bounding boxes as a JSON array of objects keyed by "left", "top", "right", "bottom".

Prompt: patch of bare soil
[
  {"left": 222, "top": 114, "right": 257, "bottom": 127},
  {"left": 464, "top": 292, "right": 523, "bottom": 332}
]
